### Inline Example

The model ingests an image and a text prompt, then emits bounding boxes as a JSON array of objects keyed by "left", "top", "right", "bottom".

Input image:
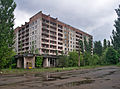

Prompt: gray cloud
[{"left": 14, "top": 0, "right": 119, "bottom": 41}]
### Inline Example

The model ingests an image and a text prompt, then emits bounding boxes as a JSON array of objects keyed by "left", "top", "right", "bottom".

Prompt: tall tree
[
  {"left": 0, "top": 0, "right": 16, "bottom": 69},
  {"left": 84, "top": 37, "right": 89, "bottom": 52},
  {"left": 93, "top": 41, "right": 102, "bottom": 56},
  {"left": 111, "top": 5, "right": 120, "bottom": 54},
  {"left": 108, "top": 40, "right": 111, "bottom": 47},
  {"left": 88, "top": 38, "right": 92, "bottom": 53},
  {"left": 103, "top": 39, "right": 107, "bottom": 50},
  {"left": 78, "top": 40, "right": 83, "bottom": 66}
]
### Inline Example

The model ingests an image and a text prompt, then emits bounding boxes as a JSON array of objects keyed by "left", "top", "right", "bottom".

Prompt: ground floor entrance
[{"left": 15, "top": 54, "right": 58, "bottom": 68}]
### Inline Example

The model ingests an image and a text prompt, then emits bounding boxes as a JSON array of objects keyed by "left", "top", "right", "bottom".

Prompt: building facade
[{"left": 14, "top": 11, "right": 93, "bottom": 68}]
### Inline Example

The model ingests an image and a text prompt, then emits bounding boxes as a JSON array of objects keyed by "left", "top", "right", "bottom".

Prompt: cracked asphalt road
[{"left": 0, "top": 66, "right": 120, "bottom": 89}]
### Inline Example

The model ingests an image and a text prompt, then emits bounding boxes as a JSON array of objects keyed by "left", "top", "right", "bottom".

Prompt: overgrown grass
[
  {"left": 117, "top": 62, "right": 120, "bottom": 67},
  {"left": 0, "top": 65, "right": 116, "bottom": 75}
]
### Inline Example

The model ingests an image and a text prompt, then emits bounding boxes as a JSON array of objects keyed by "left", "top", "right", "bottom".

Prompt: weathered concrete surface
[{"left": 0, "top": 66, "right": 120, "bottom": 89}]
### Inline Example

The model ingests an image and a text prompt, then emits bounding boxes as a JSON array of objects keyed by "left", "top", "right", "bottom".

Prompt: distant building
[{"left": 14, "top": 11, "right": 93, "bottom": 68}]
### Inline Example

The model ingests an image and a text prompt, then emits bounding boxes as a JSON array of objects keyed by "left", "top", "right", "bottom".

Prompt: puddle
[
  {"left": 105, "top": 79, "right": 111, "bottom": 81},
  {"left": 96, "top": 71, "right": 116, "bottom": 78},
  {"left": 56, "top": 79, "right": 95, "bottom": 87}
]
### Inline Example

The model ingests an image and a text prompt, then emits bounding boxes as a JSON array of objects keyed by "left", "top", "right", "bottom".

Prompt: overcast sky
[{"left": 14, "top": 0, "right": 120, "bottom": 41}]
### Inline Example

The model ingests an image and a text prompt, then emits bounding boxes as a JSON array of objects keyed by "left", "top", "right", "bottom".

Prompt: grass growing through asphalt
[{"left": 0, "top": 65, "right": 115, "bottom": 75}]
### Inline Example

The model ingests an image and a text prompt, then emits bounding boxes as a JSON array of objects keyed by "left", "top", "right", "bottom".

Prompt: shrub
[
  {"left": 35, "top": 56, "right": 43, "bottom": 68},
  {"left": 58, "top": 55, "right": 68, "bottom": 67},
  {"left": 68, "top": 51, "right": 79, "bottom": 67}
]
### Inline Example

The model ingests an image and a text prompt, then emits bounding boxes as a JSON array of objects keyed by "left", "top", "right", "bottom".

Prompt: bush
[
  {"left": 89, "top": 54, "right": 99, "bottom": 66},
  {"left": 35, "top": 56, "right": 43, "bottom": 68},
  {"left": 68, "top": 51, "right": 78, "bottom": 67},
  {"left": 58, "top": 55, "right": 68, "bottom": 67}
]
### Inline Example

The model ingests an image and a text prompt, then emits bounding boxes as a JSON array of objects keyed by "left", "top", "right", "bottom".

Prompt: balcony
[
  {"left": 42, "top": 33, "right": 49, "bottom": 38},
  {"left": 50, "top": 40, "right": 56, "bottom": 44},
  {"left": 50, "top": 50, "right": 56, "bottom": 55},
  {"left": 50, "top": 31, "right": 56, "bottom": 35},
  {"left": 42, "top": 23, "right": 49, "bottom": 28},
  {"left": 58, "top": 42, "right": 63, "bottom": 45},
  {"left": 58, "top": 29, "right": 63, "bottom": 33},
  {"left": 50, "top": 35, "right": 56, "bottom": 40},
  {"left": 41, "top": 48, "right": 49, "bottom": 54},
  {"left": 58, "top": 38, "right": 63, "bottom": 41},
  {"left": 58, "top": 33, "right": 63, "bottom": 37},
  {"left": 42, "top": 38, "right": 49, "bottom": 43},
  {"left": 58, "top": 46, "right": 63, "bottom": 50},
  {"left": 50, "top": 45, "right": 56, "bottom": 49}
]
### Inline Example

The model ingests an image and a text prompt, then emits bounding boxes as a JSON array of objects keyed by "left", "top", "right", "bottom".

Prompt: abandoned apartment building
[{"left": 14, "top": 11, "right": 93, "bottom": 68}]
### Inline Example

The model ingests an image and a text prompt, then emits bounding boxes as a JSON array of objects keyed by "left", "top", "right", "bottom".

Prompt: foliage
[
  {"left": 58, "top": 55, "right": 68, "bottom": 67},
  {"left": 83, "top": 52, "right": 91, "bottom": 66},
  {"left": 68, "top": 51, "right": 79, "bottom": 67},
  {"left": 105, "top": 47, "right": 119, "bottom": 64},
  {"left": 88, "top": 38, "right": 92, "bottom": 53},
  {"left": 78, "top": 40, "right": 83, "bottom": 66},
  {"left": 80, "top": 53, "right": 84, "bottom": 66},
  {"left": 84, "top": 37, "right": 89, "bottom": 52},
  {"left": 111, "top": 5, "right": 120, "bottom": 54},
  {"left": 79, "top": 40, "right": 84, "bottom": 53},
  {"left": 93, "top": 41, "right": 102, "bottom": 56},
  {"left": 35, "top": 48, "right": 39, "bottom": 54},
  {"left": 0, "top": 0, "right": 16, "bottom": 69},
  {"left": 103, "top": 39, "right": 107, "bottom": 50},
  {"left": 108, "top": 40, "right": 111, "bottom": 47},
  {"left": 89, "top": 54, "right": 99, "bottom": 66},
  {"left": 35, "top": 56, "right": 43, "bottom": 68}
]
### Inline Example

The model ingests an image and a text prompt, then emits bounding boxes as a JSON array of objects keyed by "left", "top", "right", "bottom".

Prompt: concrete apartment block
[{"left": 14, "top": 11, "right": 93, "bottom": 68}]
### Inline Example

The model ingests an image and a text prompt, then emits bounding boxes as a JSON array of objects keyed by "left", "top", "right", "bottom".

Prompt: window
[
  {"left": 35, "top": 20, "right": 37, "bottom": 24},
  {"left": 34, "top": 40, "right": 36, "bottom": 44},
  {"left": 35, "top": 25, "right": 37, "bottom": 29},
  {"left": 32, "top": 36, "right": 34, "bottom": 40},
  {"left": 65, "top": 48, "right": 67, "bottom": 50},
  {"left": 32, "top": 27, "right": 34, "bottom": 30},
  {"left": 32, "top": 31, "right": 34, "bottom": 35},
  {"left": 35, "top": 30, "right": 37, "bottom": 34},
  {"left": 35, "top": 35, "right": 37, "bottom": 39}
]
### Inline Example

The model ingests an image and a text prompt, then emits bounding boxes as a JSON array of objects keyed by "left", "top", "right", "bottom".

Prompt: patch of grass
[
  {"left": 117, "top": 62, "right": 120, "bottom": 67},
  {"left": 0, "top": 65, "right": 116, "bottom": 75}
]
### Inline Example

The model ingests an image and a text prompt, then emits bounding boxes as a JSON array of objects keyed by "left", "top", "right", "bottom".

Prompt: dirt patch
[{"left": 56, "top": 79, "right": 95, "bottom": 88}]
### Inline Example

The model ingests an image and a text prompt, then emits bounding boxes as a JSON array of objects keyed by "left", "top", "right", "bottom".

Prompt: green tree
[
  {"left": 31, "top": 41, "right": 34, "bottom": 53},
  {"left": 108, "top": 40, "right": 111, "bottom": 47},
  {"left": 111, "top": 5, "right": 120, "bottom": 54},
  {"left": 84, "top": 37, "right": 89, "bottom": 52},
  {"left": 105, "top": 47, "right": 118, "bottom": 64},
  {"left": 68, "top": 51, "right": 78, "bottom": 67},
  {"left": 89, "top": 54, "right": 99, "bottom": 66},
  {"left": 80, "top": 52, "right": 84, "bottom": 66},
  {"left": 83, "top": 52, "right": 91, "bottom": 66},
  {"left": 0, "top": 0, "right": 16, "bottom": 69},
  {"left": 78, "top": 40, "right": 83, "bottom": 66},
  {"left": 103, "top": 39, "right": 107, "bottom": 50},
  {"left": 35, "top": 56, "right": 43, "bottom": 68},
  {"left": 88, "top": 38, "right": 92, "bottom": 53},
  {"left": 93, "top": 41, "right": 102, "bottom": 56},
  {"left": 58, "top": 55, "right": 68, "bottom": 67},
  {"left": 35, "top": 48, "right": 39, "bottom": 54}
]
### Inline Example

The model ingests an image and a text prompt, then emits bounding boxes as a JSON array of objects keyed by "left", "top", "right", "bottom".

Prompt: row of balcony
[{"left": 42, "top": 18, "right": 63, "bottom": 29}]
